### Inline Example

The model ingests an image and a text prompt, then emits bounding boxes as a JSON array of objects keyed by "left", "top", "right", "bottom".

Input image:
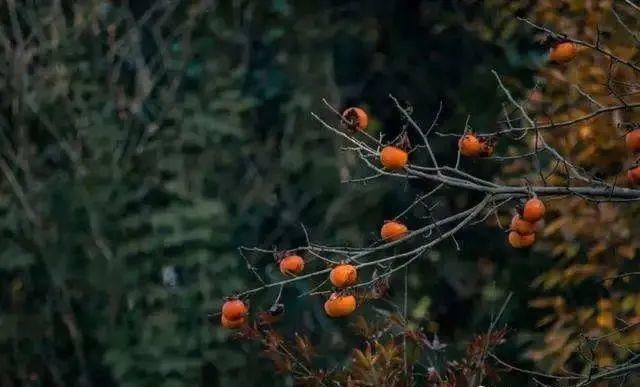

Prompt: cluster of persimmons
[
  {"left": 217, "top": 39, "right": 629, "bottom": 329},
  {"left": 219, "top": 103, "right": 546, "bottom": 327},
  {"left": 218, "top": 108, "right": 414, "bottom": 326},
  {"left": 508, "top": 198, "right": 545, "bottom": 248}
]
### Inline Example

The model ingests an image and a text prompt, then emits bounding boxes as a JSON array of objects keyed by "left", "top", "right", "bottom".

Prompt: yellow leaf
[
  {"left": 588, "top": 242, "right": 607, "bottom": 259},
  {"left": 544, "top": 217, "right": 569, "bottom": 236},
  {"left": 536, "top": 314, "right": 558, "bottom": 327},
  {"left": 622, "top": 295, "right": 636, "bottom": 312},
  {"left": 567, "top": 244, "right": 580, "bottom": 258},
  {"left": 352, "top": 349, "right": 371, "bottom": 369},
  {"left": 530, "top": 297, "right": 562, "bottom": 309},
  {"left": 596, "top": 353, "right": 614, "bottom": 367},
  {"left": 618, "top": 244, "right": 636, "bottom": 260},
  {"left": 576, "top": 307, "right": 595, "bottom": 323},
  {"left": 551, "top": 243, "right": 568, "bottom": 257},
  {"left": 564, "top": 264, "right": 600, "bottom": 281}
]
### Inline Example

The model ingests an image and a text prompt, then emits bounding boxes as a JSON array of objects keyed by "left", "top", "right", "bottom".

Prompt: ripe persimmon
[
  {"left": 628, "top": 166, "right": 640, "bottom": 185},
  {"left": 330, "top": 264, "right": 357, "bottom": 288},
  {"left": 510, "top": 214, "right": 536, "bottom": 235},
  {"left": 626, "top": 129, "right": 640, "bottom": 153},
  {"left": 279, "top": 255, "right": 304, "bottom": 276},
  {"left": 458, "top": 134, "right": 482, "bottom": 157},
  {"left": 222, "top": 299, "right": 247, "bottom": 320},
  {"left": 221, "top": 315, "right": 245, "bottom": 329},
  {"left": 324, "top": 292, "right": 356, "bottom": 317},
  {"left": 380, "top": 146, "right": 408, "bottom": 169},
  {"left": 508, "top": 231, "right": 535, "bottom": 248},
  {"left": 549, "top": 41, "right": 577, "bottom": 63},
  {"left": 341, "top": 107, "right": 368, "bottom": 131},
  {"left": 522, "top": 197, "right": 546, "bottom": 222},
  {"left": 380, "top": 220, "right": 408, "bottom": 241}
]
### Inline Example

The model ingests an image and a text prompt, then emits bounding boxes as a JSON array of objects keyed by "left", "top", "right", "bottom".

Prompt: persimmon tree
[{"left": 219, "top": 2, "right": 640, "bottom": 386}]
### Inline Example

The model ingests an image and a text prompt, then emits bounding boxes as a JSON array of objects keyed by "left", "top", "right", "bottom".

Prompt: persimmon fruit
[
  {"left": 626, "top": 129, "right": 640, "bottom": 153},
  {"left": 510, "top": 214, "right": 536, "bottom": 235},
  {"left": 522, "top": 197, "right": 546, "bottom": 222},
  {"left": 341, "top": 107, "right": 368, "bottom": 131},
  {"left": 508, "top": 231, "right": 535, "bottom": 248},
  {"left": 324, "top": 293, "right": 357, "bottom": 317},
  {"left": 279, "top": 255, "right": 304, "bottom": 276},
  {"left": 628, "top": 166, "right": 640, "bottom": 185},
  {"left": 329, "top": 264, "right": 358, "bottom": 288},
  {"left": 549, "top": 41, "right": 577, "bottom": 63},
  {"left": 221, "top": 315, "right": 245, "bottom": 329},
  {"left": 458, "top": 134, "right": 482, "bottom": 157},
  {"left": 380, "top": 146, "right": 408, "bottom": 169},
  {"left": 380, "top": 220, "right": 409, "bottom": 241},
  {"left": 222, "top": 299, "right": 247, "bottom": 320}
]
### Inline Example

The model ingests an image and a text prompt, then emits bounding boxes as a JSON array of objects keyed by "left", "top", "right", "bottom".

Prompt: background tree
[{"left": 518, "top": 0, "right": 640, "bottom": 373}]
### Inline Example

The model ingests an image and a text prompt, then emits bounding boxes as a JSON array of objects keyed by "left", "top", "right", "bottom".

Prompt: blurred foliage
[
  {"left": 503, "top": 0, "right": 640, "bottom": 373},
  {"left": 0, "top": 0, "right": 575, "bottom": 386}
]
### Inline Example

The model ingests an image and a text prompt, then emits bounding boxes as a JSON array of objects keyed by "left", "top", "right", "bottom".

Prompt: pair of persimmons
[
  {"left": 278, "top": 258, "right": 358, "bottom": 318},
  {"left": 342, "top": 107, "right": 408, "bottom": 170}
]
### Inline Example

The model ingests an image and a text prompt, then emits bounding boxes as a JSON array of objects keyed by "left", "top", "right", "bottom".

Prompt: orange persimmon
[
  {"left": 626, "top": 129, "right": 640, "bottom": 153},
  {"left": 341, "top": 107, "right": 368, "bottom": 131},
  {"left": 329, "top": 264, "right": 358, "bottom": 288},
  {"left": 324, "top": 293, "right": 357, "bottom": 317},
  {"left": 458, "top": 134, "right": 482, "bottom": 157},
  {"left": 380, "top": 146, "right": 408, "bottom": 169},
  {"left": 279, "top": 255, "right": 305, "bottom": 276},
  {"left": 510, "top": 214, "right": 536, "bottom": 235},
  {"left": 222, "top": 299, "right": 247, "bottom": 321},
  {"left": 549, "top": 41, "right": 577, "bottom": 63},
  {"left": 522, "top": 198, "right": 546, "bottom": 222},
  {"left": 628, "top": 166, "right": 640, "bottom": 185},
  {"left": 508, "top": 231, "right": 535, "bottom": 248},
  {"left": 380, "top": 220, "right": 409, "bottom": 241},
  {"left": 221, "top": 315, "right": 245, "bottom": 329}
]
